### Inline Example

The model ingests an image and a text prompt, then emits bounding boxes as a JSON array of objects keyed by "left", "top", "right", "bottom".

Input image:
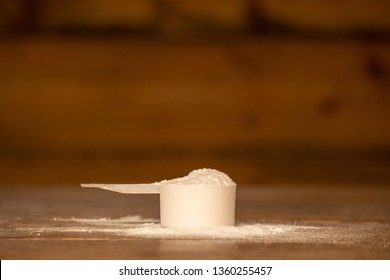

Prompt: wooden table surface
[{"left": 0, "top": 185, "right": 389, "bottom": 259}]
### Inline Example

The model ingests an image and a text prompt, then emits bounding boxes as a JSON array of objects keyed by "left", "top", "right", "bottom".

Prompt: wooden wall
[{"left": 1, "top": 1, "right": 390, "bottom": 186}]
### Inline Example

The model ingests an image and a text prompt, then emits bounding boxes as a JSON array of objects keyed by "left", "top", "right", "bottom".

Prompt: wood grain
[
  {"left": 0, "top": 186, "right": 389, "bottom": 259},
  {"left": 2, "top": 0, "right": 390, "bottom": 33},
  {"left": 258, "top": 0, "right": 390, "bottom": 32},
  {"left": 0, "top": 37, "right": 389, "bottom": 185},
  {"left": 39, "top": 0, "right": 156, "bottom": 28},
  {"left": 1, "top": 37, "right": 389, "bottom": 151}
]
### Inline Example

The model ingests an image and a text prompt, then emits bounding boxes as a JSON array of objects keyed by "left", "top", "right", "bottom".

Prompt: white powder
[
  {"left": 16, "top": 216, "right": 316, "bottom": 240},
  {"left": 9, "top": 215, "right": 386, "bottom": 245},
  {"left": 154, "top": 168, "right": 236, "bottom": 187}
]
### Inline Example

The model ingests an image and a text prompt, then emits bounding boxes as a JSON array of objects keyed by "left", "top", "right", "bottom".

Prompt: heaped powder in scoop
[{"left": 154, "top": 168, "right": 236, "bottom": 187}]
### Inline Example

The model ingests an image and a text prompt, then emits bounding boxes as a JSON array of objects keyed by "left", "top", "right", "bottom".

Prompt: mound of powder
[{"left": 154, "top": 168, "right": 236, "bottom": 187}]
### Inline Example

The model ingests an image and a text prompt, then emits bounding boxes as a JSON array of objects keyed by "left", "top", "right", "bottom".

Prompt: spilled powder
[
  {"left": 125, "top": 222, "right": 300, "bottom": 239},
  {"left": 33, "top": 215, "right": 318, "bottom": 240},
  {"left": 153, "top": 168, "right": 236, "bottom": 187},
  {"left": 6, "top": 215, "right": 388, "bottom": 245}
]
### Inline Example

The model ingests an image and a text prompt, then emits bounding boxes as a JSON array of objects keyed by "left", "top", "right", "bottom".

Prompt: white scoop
[
  {"left": 81, "top": 183, "right": 160, "bottom": 194},
  {"left": 81, "top": 168, "right": 236, "bottom": 228}
]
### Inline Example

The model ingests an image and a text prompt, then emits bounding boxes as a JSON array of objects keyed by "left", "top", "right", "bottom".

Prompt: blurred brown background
[{"left": 1, "top": 0, "right": 390, "bottom": 186}]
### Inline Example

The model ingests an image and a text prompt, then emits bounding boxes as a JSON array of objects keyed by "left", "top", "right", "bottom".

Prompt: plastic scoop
[
  {"left": 81, "top": 183, "right": 160, "bottom": 194},
  {"left": 81, "top": 168, "right": 236, "bottom": 228}
]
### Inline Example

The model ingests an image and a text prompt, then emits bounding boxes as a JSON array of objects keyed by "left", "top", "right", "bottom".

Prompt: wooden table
[{"left": 1, "top": 185, "right": 389, "bottom": 259}]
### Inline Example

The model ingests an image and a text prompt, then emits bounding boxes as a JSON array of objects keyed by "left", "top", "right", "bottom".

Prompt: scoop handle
[{"left": 81, "top": 183, "right": 160, "bottom": 194}]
